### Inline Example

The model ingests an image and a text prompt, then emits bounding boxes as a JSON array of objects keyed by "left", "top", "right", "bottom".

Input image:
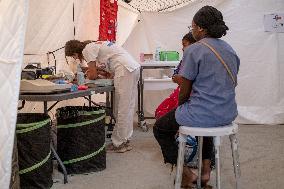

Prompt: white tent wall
[
  {"left": 123, "top": 0, "right": 284, "bottom": 125},
  {"left": 117, "top": 0, "right": 139, "bottom": 46},
  {"left": 24, "top": 0, "right": 100, "bottom": 76},
  {"left": 0, "top": 0, "right": 29, "bottom": 188}
]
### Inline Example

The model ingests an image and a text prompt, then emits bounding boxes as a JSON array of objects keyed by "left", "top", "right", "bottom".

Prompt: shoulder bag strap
[{"left": 198, "top": 41, "right": 236, "bottom": 87}]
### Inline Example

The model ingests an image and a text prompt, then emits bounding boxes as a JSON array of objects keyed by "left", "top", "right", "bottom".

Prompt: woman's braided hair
[{"left": 193, "top": 6, "right": 229, "bottom": 38}]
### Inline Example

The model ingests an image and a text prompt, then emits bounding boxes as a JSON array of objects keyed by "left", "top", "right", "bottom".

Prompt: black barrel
[
  {"left": 16, "top": 113, "right": 53, "bottom": 189},
  {"left": 56, "top": 106, "right": 106, "bottom": 174},
  {"left": 9, "top": 136, "right": 20, "bottom": 189}
]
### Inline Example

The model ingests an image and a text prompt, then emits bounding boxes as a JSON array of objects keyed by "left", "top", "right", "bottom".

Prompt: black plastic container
[
  {"left": 56, "top": 106, "right": 106, "bottom": 174},
  {"left": 16, "top": 113, "right": 53, "bottom": 189}
]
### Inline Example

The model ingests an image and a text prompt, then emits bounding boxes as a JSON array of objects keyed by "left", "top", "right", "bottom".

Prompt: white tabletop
[{"left": 140, "top": 61, "right": 179, "bottom": 67}]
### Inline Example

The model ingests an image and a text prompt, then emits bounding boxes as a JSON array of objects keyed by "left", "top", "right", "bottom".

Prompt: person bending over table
[{"left": 65, "top": 40, "right": 140, "bottom": 153}]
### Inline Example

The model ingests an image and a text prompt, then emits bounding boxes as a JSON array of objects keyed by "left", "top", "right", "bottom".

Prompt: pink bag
[{"left": 155, "top": 87, "right": 180, "bottom": 119}]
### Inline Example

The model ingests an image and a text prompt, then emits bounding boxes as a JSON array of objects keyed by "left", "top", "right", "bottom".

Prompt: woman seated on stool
[{"left": 153, "top": 5, "right": 240, "bottom": 188}]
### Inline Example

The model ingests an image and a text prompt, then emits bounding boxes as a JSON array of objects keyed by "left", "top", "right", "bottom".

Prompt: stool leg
[
  {"left": 230, "top": 134, "right": 241, "bottom": 189},
  {"left": 197, "top": 136, "right": 203, "bottom": 189},
  {"left": 214, "top": 136, "right": 221, "bottom": 189},
  {"left": 175, "top": 133, "right": 187, "bottom": 189}
]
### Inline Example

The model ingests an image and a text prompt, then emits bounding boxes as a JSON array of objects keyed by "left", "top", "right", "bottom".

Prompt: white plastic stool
[{"left": 174, "top": 123, "right": 240, "bottom": 189}]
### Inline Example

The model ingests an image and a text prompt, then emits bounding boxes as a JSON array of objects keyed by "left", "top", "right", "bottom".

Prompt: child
[{"left": 155, "top": 32, "right": 196, "bottom": 119}]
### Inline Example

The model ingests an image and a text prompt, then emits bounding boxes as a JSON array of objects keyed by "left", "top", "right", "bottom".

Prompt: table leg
[
  {"left": 43, "top": 101, "right": 68, "bottom": 183},
  {"left": 88, "top": 95, "right": 92, "bottom": 107},
  {"left": 137, "top": 68, "right": 148, "bottom": 131},
  {"left": 50, "top": 144, "right": 68, "bottom": 184},
  {"left": 140, "top": 70, "right": 145, "bottom": 122},
  {"left": 44, "top": 101, "right": 48, "bottom": 114},
  {"left": 137, "top": 68, "right": 143, "bottom": 124},
  {"left": 137, "top": 83, "right": 140, "bottom": 118},
  {"left": 106, "top": 91, "right": 115, "bottom": 138},
  {"left": 106, "top": 92, "right": 110, "bottom": 108},
  {"left": 47, "top": 101, "right": 59, "bottom": 112}
]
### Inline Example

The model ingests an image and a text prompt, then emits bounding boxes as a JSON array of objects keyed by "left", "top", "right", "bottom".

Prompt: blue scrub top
[{"left": 175, "top": 38, "right": 240, "bottom": 127}]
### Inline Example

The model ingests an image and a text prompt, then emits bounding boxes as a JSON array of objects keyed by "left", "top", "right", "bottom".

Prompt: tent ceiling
[{"left": 126, "top": 0, "right": 195, "bottom": 12}]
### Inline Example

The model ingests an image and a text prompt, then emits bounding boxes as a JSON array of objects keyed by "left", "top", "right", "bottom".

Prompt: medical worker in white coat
[{"left": 65, "top": 40, "right": 140, "bottom": 153}]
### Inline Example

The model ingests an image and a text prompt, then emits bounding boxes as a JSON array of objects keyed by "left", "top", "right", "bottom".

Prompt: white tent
[
  {"left": 0, "top": 0, "right": 283, "bottom": 188},
  {"left": 122, "top": 0, "right": 284, "bottom": 125},
  {"left": 0, "top": 0, "right": 29, "bottom": 187}
]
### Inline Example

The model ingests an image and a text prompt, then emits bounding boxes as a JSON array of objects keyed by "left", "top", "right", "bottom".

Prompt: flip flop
[
  {"left": 192, "top": 181, "right": 208, "bottom": 188},
  {"left": 173, "top": 179, "right": 196, "bottom": 189},
  {"left": 202, "top": 185, "right": 213, "bottom": 189}
]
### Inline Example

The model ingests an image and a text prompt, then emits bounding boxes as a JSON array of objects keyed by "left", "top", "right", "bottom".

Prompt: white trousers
[{"left": 111, "top": 68, "right": 139, "bottom": 146}]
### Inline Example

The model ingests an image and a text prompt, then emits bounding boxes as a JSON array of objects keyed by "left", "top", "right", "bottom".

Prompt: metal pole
[
  {"left": 44, "top": 101, "right": 48, "bottom": 114},
  {"left": 197, "top": 137, "right": 203, "bottom": 189},
  {"left": 50, "top": 145, "right": 68, "bottom": 184}
]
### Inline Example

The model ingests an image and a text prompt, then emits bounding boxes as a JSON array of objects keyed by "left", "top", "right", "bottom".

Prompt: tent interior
[{"left": 0, "top": 0, "right": 284, "bottom": 188}]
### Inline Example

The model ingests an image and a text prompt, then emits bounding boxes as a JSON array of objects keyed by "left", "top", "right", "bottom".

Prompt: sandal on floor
[
  {"left": 173, "top": 179, "right": 197, "bottom": 189},
  {"left": 202, "top": 185, "right": 213, "bottom": 189},
  {"left": 181, "top": 184, "right": 197, "bottom": 189},
  {"left": 124, "top": 140, "right": 133, "bottom": 151},
  {"left": 106, "top": 143, "right": 128, "bottom": 153}
]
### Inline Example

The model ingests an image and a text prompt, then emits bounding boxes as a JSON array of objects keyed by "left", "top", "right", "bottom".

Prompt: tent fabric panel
[{"left": 0, "top": 0, "right": 29, "bottom": 188}]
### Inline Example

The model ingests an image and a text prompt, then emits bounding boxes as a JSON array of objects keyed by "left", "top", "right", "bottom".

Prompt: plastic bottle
[
  {"left": 155, "top": 47, "right": 161, "bottom": 61},
  {"left": 76, "top": 64, "right": 85, "bottom": 85},
  {"left": 77, "top": 71, "right": 85, "bottom": 85}
]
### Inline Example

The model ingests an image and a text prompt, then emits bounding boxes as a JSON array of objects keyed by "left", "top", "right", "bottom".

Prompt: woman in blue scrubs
[{"left": 153, "top": 5, "right": 240, "bottom": 188}]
